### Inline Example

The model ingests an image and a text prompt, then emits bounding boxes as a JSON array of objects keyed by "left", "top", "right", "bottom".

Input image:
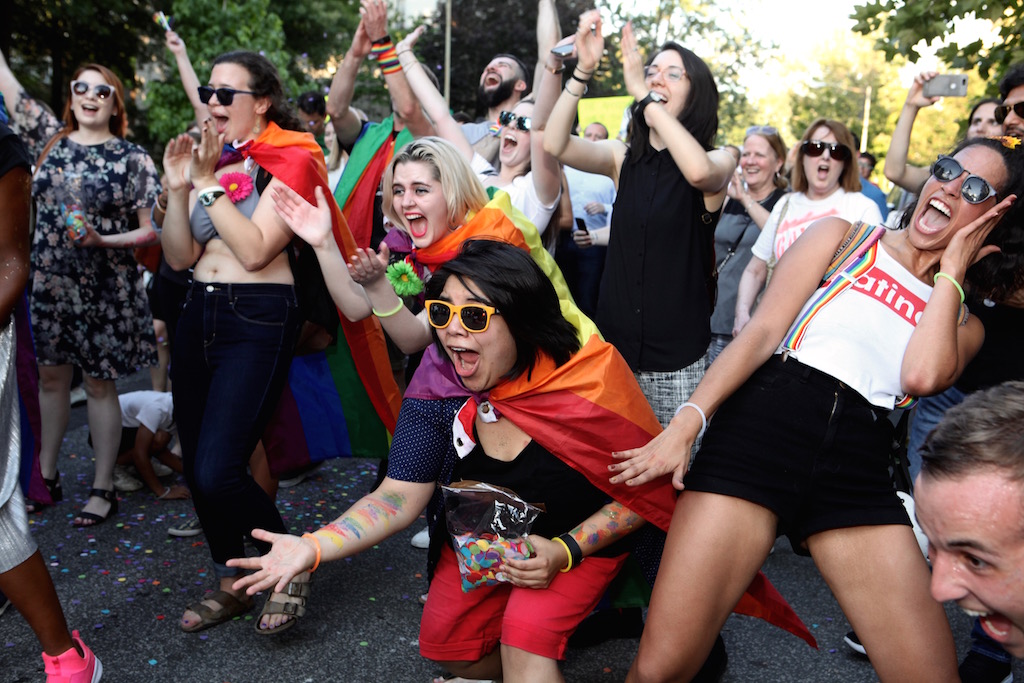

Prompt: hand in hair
[
  {"left": 940, "top": 194, "right": 1016, "bottom": 282},
  {"left": 272, "top": 185, "right": 334, "bottom": 250}
]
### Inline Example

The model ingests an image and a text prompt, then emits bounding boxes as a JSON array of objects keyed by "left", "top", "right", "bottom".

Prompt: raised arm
[
  {"left": 611, "top": 217, "right": 851, "bottom": 488},
  {"left": 900, "top": 196, "right": 1014, "bottom": 395},
  {"left": 361, "top": 0, "right": 433, "bottom": 138},
  {"left": 164, "top": 31, "right": 207, "bottom": 124},
  {"left": 884, "top": 72, "right": 938, "bottom": 193},
  {"left": 327, "top": 18, "right": 373, "bottom": 148},
  {"left": 396, "top": 27, "right": 473, "bottom": 159},
  {"left": 542, "top": 10, "right": 624, "bottom": 182},
  {"left": 533, "top": 0, "right": 562, "bottom": 94},
  {"left": 0, "top": 49, "right": 25, "bottom": 120},
  {"left": 228, "top": 477, "right": 435, "bottom": 595},
  {"left": 621, "top": 21, "right": 733, "bottom": 202}
]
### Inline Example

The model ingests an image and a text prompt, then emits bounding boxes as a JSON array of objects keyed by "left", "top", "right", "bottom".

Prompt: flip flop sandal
[
  {"left": 180, "top": 590, "right": 254, "bottom": 633},
  {"left": 254, "top": 578, "right": 311, "bottom": 635}
]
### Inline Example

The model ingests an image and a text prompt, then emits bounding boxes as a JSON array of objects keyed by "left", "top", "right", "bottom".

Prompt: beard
[{"left": 477, "top": 77, "right": 518, "bottom": 110}]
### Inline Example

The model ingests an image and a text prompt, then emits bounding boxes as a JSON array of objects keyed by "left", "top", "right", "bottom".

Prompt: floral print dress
[{"left": 12, "top": 91, "right": 159, "bottom": 379}]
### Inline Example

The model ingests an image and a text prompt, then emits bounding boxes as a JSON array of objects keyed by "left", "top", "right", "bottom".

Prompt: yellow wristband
[
  {"left": 372, "top": 299, "right": 404, "bottom": 318},
  {"left": 552, "top": 536, "right": 573, "bottom": 572},
  {"left": 302, "top": 533, "right": 322, "bottom": 573},
  {"left": 933, "top": 271, "right": 966, "bottom": 304}
]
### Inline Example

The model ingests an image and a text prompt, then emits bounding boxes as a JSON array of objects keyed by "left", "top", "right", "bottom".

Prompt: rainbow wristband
[{"left": 369, "top": 37, "right": 394, "bottom": 60}]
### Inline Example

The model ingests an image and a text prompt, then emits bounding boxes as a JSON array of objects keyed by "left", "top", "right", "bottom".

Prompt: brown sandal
[
  {"left": 254, "top": 578, "right": 311, "bottom": 635},
  {"left": 180, "top": 590, "right": 254, "bottom": 633}
]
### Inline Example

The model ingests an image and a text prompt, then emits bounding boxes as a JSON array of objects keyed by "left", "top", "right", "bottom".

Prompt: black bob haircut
[{"left": 425, "top": 239, "right": 579, "bottom": 380}]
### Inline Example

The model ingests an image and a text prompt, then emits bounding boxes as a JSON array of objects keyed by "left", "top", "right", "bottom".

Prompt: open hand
[
  {"left": 397, "top": 25, "right": 425, "bottom": 55},
  {"left": 621, "top": 21, "right": 648, "bottom": 100},
  {"left": 163, "top": 133, "right": 194, "bottom": 192},
  {"left": 189, "top": 118, "right": 223, "bottom": 186},
  {"left": 272, "top": 185, "right": 334, "bottom": 250},
  {"left": 574, "top": 9, "right": 604, "bottom": 73},
  {"left": 939, "top": 193, "right": 1017, "bottom": 279},
  {"left": 347, "top": 244, "right": 390, "bottom": 285},
  {"left": 360, "top": 0, "right": 389, "bottom": 42},
  {"left": 609, "top": 418, "right": 698, "bottom": 490},
  {"left": 227, "top": 529, "right": 315, "bottom": 595}
]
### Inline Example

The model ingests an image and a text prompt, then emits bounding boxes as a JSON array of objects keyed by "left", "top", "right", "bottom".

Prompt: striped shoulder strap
[{"left": 821, "top": 221, "right": 886, "bottom": 285}]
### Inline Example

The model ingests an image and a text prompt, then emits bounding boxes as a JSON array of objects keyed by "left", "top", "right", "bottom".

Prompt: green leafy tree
[{"left": 852, "top": 0, "right": 1022, "bottom": 82}]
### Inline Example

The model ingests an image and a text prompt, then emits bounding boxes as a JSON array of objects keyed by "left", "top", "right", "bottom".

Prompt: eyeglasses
[
  {"left": 71, "top": 81, "right": 114, "bottom": 100},
  {"left": 643, "top": 65, "right": 685, "bottom": 82},
  {"left": 198, "top": 86, "right": 257, "bottom": 106},
  {"left": 745, "top": 125, "right": 778, "bottom": 137},
  {"left": 498, "top": 111, "right": 531, "bottom": 132},
  {"left": 425, "top": 300, "right": 500, "bottom": 333},
  {"left": 994, "top": 102, "right": 1024, "bottom": 124},
  {"left": 801, "top": 140, "right": 852, "bottom": 162},
  {"left": 930, "top": 155, "right": 999, "bottom": 204}
]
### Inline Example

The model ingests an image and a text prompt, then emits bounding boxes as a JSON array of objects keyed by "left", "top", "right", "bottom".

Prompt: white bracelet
[
  {"left": 195, "top": 185, "right": 223, "bottom": 197},
  {"left": 674, "top": 402, "right": 707, "bottom": 439},
  {"left": 158, "top": 487, "right": 171, "bottom": 499}
]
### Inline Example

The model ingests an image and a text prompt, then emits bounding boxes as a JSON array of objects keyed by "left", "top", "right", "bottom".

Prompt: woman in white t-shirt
[{"left": 734, "top": 119, "right": 882, "bottom": 334}]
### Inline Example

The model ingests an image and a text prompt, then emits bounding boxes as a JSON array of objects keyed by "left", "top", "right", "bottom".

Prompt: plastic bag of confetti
[{"left": 441, "top": 481, "right": 542, "bottom": 591}]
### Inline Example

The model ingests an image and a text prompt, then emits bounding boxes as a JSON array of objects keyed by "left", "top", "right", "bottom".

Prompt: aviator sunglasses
[
  {"left": 71, "top": 81, "right": 114, "bottom": 100},
  {"left": 197, "top": 86, "right": 257, "bottom": 106},
  {"left": 498, "top": 111, "right": 532, "bottom": 132},
  {"left": 994, "top": 102, "right": 1024, "bottom": 125},
  {"left": 425, "top": 300, "right": 501, "bottom": 333},
  {"left": 801, "top": 140, "right": 852, "bottom": 162},
  {"left": 930, "top": 156, "right": 999, "bottom": 204}
]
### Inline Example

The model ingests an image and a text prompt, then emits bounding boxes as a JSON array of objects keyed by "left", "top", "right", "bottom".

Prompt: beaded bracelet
[
  {"left": 302, "top": 533, "right": 322, "bottom": 573},
  {"left": 933, "top": 271, "right": 966, "bottom": 304},
  {"left": 372, "top": 299, "right": 405, "bottom": 318}
]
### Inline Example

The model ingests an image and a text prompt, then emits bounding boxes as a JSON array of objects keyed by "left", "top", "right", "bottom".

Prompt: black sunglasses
[
  {"left": 801, "top": 140, "right": 852, "bottom": 162},
  {"left": 71, "top": 81, "right": 114, "bottom": 100},
  {"left": 499, "top": 111, "right": 532, "bottom": 132},
  {"left": 425, "top": 300, "right": 500, "bottom": 333},
  {"left": 198, "top": 86, "right": 257, "bottom": 106},
  {"left": 930, "top": 156, "right": 999, "bottom": 204},
  {"left": 994, "top": 102, "right": 1024, "bottom": 125}
]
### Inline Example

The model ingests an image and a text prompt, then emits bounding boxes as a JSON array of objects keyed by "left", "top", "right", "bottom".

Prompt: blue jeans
[
  {"left": 906, "top": 385, "right": 965, "bottom": 481},
  {"left": 172, "top": 282, "right": 299, "bottom": 577}
]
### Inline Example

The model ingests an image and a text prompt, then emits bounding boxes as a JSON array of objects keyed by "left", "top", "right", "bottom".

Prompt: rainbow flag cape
[
  {"left": 333, "top": 116, "right": 413, "bottom": 248},
  {"left": 239, "top": 123, "right": 401, "bottom": 460}
]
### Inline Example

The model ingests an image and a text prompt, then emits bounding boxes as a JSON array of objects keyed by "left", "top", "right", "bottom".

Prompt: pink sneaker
[{"left": 42, "top": 630, "right": 102, "bottom": 683}]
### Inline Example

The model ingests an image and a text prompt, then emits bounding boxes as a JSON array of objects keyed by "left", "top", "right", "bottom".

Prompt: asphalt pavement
[{"left": 1, "top": 370, "right": 1021, "bottom": 682}]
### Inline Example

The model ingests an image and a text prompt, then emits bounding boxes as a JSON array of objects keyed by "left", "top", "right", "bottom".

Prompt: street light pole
[
  {"left": 444, "top": 0, "right": 451, "bottom": 105},
  {"left": 860, "top": 84, "right": 872, "bottom": 153}
]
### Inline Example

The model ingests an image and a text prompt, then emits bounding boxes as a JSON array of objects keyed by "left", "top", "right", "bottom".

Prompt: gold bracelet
[{"left": 372, "top": 299, "right": 404, "bottom": 317}]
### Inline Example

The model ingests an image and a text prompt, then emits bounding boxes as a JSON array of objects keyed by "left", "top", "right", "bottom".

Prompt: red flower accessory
[{"left": 219, "top": 172, "right": 254, "bottom": 203}]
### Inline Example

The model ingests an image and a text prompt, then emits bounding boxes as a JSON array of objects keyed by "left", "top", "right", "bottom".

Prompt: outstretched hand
[
  {"left": 347, "top": 244, "right": 390, "bottom": 285},
  {"left": 272, "top": 185, "right": 334, "bottom": 250},
  {"left": 360, "top": 0, "right": 389, "bottom": 42},
  {"left": 621, "top": 21, "right": 648, "bottom": 101},
  {"left": 227, "top": 529, "right": 315, "bottom": 596},
  {"left": 397, "top": 25, "right": 426, "bottom": 55},
  {"left": 573, "top": 9, "right": 604, "bottom": 73},
  {"left": 609, "top": 416, "right": 700, "bottom": 490}
]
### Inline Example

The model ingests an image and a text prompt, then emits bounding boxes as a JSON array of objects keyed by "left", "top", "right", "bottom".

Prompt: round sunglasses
[
  {"left": 197, "top": 86, "right": 257, "bottom": 106},
  {"left": 930, "top": 156, "right": 999, "bottom": 204},
  {"left": 801, "top": 140, "right": 852, "bottom": 162},
  {"left": 71, "top": 81, "right": 114, "bottom": 100},
  {"left": 498, "top": 111, "right": 532, "bottom": 132},
  {"left": 425, "top": 300, "right": 500, "bottom": 333}
]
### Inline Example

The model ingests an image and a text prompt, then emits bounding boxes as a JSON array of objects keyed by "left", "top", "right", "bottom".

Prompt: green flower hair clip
[{"left": 386, "top": 260, "right": 424, "bottom": 297}]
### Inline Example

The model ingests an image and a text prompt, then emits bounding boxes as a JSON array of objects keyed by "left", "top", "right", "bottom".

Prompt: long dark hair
[
  {"left": 898, "top": 136, "right": 1024, "bottom": 301},
  {"left": 628, "top": 42, "right": 718, "bottom": 163},
  {"left": 211, "top": 51, "right": 303, "bottom": 132},
  {"left": 425, "top": 239, "right": 580, "bottom": 380}
]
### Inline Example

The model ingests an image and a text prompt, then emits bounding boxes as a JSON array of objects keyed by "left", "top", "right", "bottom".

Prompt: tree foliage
[{"left": 852, "top": 0, "right": 1023, "bottom": 82}]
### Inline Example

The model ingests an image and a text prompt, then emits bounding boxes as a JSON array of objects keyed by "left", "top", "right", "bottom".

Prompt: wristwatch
[
  {"left": 197, "top": 186, "right": 226, "bottom": 207},
  {"left": 637, "top": 90, "right": 665, "bottom": 115}
]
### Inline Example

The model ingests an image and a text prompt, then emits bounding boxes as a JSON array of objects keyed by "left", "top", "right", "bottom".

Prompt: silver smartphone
[
  {"left": 551, "top": 44, "right": 574, "bottom": 57},
  {"left": 923, "top": 74, "right": 968, "bottom": 98}
]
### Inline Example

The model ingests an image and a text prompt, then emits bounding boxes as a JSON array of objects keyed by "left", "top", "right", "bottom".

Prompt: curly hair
[
  {"left": 896, "top": 136, "right": 1024, "bottom": 301},
  {"left": 211, "top": 51, "right": 303, "bottom": 132}
]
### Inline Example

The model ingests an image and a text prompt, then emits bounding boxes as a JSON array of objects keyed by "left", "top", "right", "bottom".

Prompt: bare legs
[
  {"left": 0, "top": 550, "right": 74, "bottom": 656},
  {"left": 434, "top": 645, "right": 564, "bottom": 683},
  {"left": 37, "top": 364, "right": 72, "bottom": 481}
]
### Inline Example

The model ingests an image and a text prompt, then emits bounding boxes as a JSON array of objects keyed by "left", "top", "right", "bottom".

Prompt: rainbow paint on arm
[{"left": 568, "top": 501, "right": 643, "bottom": 554}]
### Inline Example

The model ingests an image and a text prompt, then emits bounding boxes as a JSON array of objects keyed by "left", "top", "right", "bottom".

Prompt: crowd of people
[{"left": 4, "top": 0, "right": 1024, "bottom": 681}]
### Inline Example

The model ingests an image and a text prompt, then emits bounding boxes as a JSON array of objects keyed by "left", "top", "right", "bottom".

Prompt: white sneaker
[
  {"left": 410, "top": 526, "right": 430, "bottom": 549},
  {"left": 112, "top": 465, "right": 143, "bottom": 492},
  {"left": 150, "top": 458, "right": 173, "bottom": 477},
  {"left": 69, "top": 386, "right": 87, "bottom": 407}
]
